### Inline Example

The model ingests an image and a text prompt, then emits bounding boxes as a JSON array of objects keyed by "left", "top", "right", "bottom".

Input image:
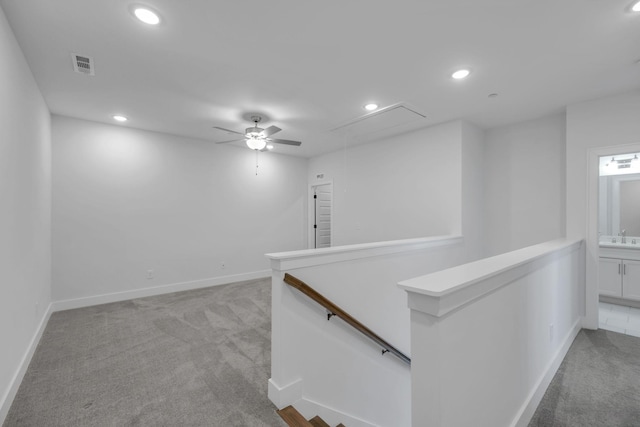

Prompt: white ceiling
[{"left": 2, "top": 0, "right": 639, "bottom": 158}]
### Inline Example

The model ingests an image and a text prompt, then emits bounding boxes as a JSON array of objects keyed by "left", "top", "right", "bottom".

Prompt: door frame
[
  {"left": 308, "top": 181, "right": 333, "bottom": 249},
  {"left": 587, "top": 142, "right": 640, "bottom": 329}
]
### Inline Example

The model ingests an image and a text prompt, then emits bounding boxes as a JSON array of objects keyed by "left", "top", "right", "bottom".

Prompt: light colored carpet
[
  {"left": 4, "top": 278, "right": 286, "bottom": 426},
  {"left": 529, "top": 329, "right": 640, "bottom": 427}
]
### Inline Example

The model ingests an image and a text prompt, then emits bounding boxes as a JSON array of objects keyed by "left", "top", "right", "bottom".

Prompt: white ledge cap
[
  {"left": 266, "top": 235, "right": 463, "bottom": 271},
  {"left": 398, "top": 238, "right": 583, "bottom": 317}
]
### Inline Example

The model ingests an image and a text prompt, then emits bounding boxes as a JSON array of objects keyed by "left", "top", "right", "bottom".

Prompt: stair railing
[{"left": 283, "top": 273, "right": 411, "bottom": 365}]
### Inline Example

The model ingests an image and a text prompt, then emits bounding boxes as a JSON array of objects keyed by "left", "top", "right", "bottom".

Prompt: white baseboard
[
  {"left": 0, "top": 302, "right": 53, "bottom": 425},
  {"left": 510, "top": 318, "right": 582, "bottom": 427},
  {"left": 268, "top": 378, "right": 377, "bottom": 427},
  {"left": 295, "top": 397, "right": 377, "bottom": 427},
  {"left": 51, "top": 270, "right": 270, "bottom": 311}
]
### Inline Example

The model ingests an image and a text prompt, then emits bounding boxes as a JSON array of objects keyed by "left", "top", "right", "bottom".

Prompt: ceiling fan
[{"left": 213, "top": 115, "right": 302, "bottom": 151}]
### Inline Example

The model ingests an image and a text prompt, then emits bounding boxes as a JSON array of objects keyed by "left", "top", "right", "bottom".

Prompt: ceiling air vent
[{"left": 71, "top": 53, "right": 95, "bottom": 76}]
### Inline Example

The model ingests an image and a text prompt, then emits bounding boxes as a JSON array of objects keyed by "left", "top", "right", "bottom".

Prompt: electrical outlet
[
  {"left": 221, "top": 261, "right": 226, "bottom": 270},
  {"left": 549, "top": 324, "right": 554, "bottom": 342},
  {"left": 146, "top": 269, "right": 154, "bottom": 279}
]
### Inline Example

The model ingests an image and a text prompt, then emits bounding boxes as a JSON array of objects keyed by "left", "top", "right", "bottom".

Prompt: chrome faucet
[{"left": 621, "top": 229, "right": 627, "bottom": 244}]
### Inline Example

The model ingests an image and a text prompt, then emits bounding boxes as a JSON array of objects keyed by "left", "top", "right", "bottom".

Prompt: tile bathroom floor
[{"left": 599, "top": 302, "right": 640, "bottom": 337}]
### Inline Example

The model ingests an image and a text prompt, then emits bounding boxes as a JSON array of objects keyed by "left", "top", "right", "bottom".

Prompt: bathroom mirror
[{"left": 599, "top": 153, "right": 640, "bottom": 239}]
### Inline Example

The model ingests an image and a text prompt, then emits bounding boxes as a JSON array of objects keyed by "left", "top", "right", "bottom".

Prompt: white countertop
[
  {"left": 599, "top": 235, "right": 640, "bottom": 250},
  {"left": 599, "top": 242, "right": 640, "bottom": 250}
]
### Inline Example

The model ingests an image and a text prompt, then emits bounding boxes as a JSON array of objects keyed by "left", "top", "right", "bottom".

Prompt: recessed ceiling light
[
  {"left": 112, "top": 115, "right": 128, "bottom": 122},
  {"left": 452, "top": 69, "right": 470, "bottom": 79},
  {"left": 632, "top": 1, "right": 640, "bottom": 12},
  {"left": 488, "top": 93, "right": 499, "bottom": 98},
  {"left": 133, "top": 7, "right": 160, "bottom": 25},
  {"left": 364, "top": 103, "right": 378, "bottom": 111}
]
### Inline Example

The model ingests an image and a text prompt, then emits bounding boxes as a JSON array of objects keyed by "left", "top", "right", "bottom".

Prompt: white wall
[
  {"left": 461, "top": 121, "right": 485, "bottom": 261},
  {"left": 566, "top": 89, "right": 640, "bottom": 328},
  {"left": 268, "top": 236, "right": 469, "bottom": 427},
  {"left": 266, "top": 120, "right": 484, "bottom": 426},
  {"left": 0, "top": 6, "right": 52, "bottom": 421},
  {"left": 402, "top": 239, "right": 583, "bottom": 427},
  {"left": 307, "top": 121, "right": 463, "bottom": 246},
  {"left": 567, "top": 90, "right": 640, "bottom": 239},
  {"left": 52, "top": 116, "right": 308, "bottom": 303},
  {"left": 483, "top": 113, "right": 566, "bottom": 256}
]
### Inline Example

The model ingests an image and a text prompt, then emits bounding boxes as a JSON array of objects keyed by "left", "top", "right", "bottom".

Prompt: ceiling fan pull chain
[{"left": 255, "top": 150, "right": 259, "bottom": 175}]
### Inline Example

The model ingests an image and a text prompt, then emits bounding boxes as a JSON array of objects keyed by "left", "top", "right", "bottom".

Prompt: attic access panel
[{"left": 331, "top": 103, "right": 427, "bottom": 141}]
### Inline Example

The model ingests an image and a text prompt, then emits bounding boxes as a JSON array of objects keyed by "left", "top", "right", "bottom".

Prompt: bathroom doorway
[
  {"left": 587, "top": 144, "right": 640, "bottom": 330},
  {"left": 596, "top": 151, "right": 640, "bottom": 336}
]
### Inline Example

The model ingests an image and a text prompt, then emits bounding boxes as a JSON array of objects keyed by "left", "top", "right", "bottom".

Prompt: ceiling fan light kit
[
  {"left": 213, "top": 114, "right": 302, "bottom": 152},
  {"left": 246, "top": 137, "right": 266, "bottom": 150}
]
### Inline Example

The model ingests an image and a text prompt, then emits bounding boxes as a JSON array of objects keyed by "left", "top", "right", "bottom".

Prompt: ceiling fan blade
[
  {"left": 268, "top": 138, "right": 302, "bottom": 146},
  {"left": 213, "top": 126, "right": 245, "bottom": 136},
  {"left": 262, "top": 125, "right": 281, "bottom": 137},
  {"left": 215, "top": 138, "right": 245, "bottom": 144}
]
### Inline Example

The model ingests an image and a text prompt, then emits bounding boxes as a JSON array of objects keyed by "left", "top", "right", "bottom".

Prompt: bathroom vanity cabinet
[{"left": 599, "top": 248, "right": 640, "bottom": 301}]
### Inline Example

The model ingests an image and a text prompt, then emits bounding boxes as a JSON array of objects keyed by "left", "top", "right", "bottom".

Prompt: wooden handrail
[{"left": 283, "top": 273, "right": 411, "bottom": 365}]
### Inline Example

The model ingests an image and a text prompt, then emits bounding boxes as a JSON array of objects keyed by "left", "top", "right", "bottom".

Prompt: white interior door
[{"left": 314, "top": 184, "right": 332, "bottom": 248}]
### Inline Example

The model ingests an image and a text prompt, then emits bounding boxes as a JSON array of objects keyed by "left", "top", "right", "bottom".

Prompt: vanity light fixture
[
  {"left": 112, "top": 115, "right": 128, "bottom": 122},
  {"left": 452, "top": 69, "right": 470, "bottom": 79},
  {"left": 606, "top": 154, "right": 640, "bottom": 171},
  {"left": 133, "top": 7, "right": 161, "bottom": 25},
  {"left": 364, "top": 103, "right": 379, "bottom": 111}
]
